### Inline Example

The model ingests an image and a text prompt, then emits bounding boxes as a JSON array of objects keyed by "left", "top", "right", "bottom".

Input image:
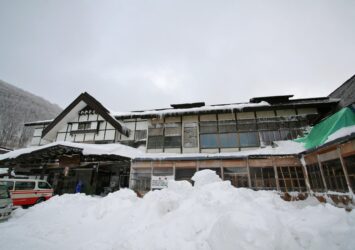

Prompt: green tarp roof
[{"left": 295, "top": 107, "right": 355, "bottom": 149}]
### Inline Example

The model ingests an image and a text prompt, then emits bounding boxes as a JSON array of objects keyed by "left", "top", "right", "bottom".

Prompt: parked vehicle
[
  {"left": 0, "top": 184, "right": 12, "bottom": 220},
  {"left": 0, "top": 179, "right": 53, "bottom": 207}
]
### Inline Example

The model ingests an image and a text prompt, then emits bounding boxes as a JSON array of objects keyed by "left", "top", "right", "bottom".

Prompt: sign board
[{"left": 151, "top": 175, "right": 174, "bottom": 189}]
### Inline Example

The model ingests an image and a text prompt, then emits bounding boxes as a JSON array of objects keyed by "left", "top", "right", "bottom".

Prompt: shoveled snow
[
  {"left": 325, "top": 125, "right": 355, "bottom": 144},
  {"left": 1, "top": 170, "right": 354, "bottom": 250},
  {"left": 191, "top": 169, "right": 222, "bottom": 187}
]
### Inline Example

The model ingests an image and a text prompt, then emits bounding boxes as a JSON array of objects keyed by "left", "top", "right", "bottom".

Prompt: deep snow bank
[{"left": 1, "top": 170, "right": 355, "bottom": 250}]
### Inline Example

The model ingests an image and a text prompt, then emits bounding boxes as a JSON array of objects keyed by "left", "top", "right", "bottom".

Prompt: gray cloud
[{"left": 0, "top": 0, "right": 354, "bottom": 111}]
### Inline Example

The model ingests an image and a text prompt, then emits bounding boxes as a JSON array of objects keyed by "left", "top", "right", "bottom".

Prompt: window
[
  {"left": 0, "top": 181, "right": 14, "bottom": 191},
  {"left": 164, "top": 137, "right": 182, "bottom": 148},
  {"left": 249, "top": 167, "right": 276, "bottom": 190},
  {"left": 306, "top": 164, "right": 325, "bottom": 192},
  {"left": 344, "top": 155, "right": 355, "bottom": 192},
  {"left": 200, "top": 134, "right": 219, "bottom": 148},
  {"left": 218, "top": 120, "right": 238, "bottom": 148},
  {"left": 257, "top": 118, "right": 279, "bottom": 130},
  {"left": 147, "top": 136, "right": 164, "bottom": 149},
  {"left": 147, "top": 125, "right": 164, "bottom": 149},
  {"left": 0, "top": 185, "right": 10, "bottom": 199},
  {"left": 280, "top": 129, "right": 301, "bottom": 140},
  {"left": 200, "top": 121, "right": 218, "bottom": 133},
  {"left": 260, "top": 131, "right": 282, "bottom": 145},
  {"left": 223, "top": 167, "right": 249, "bottom": 188},
  {"left": 38, "top": 182, "right": 51, "bottom": 189},
  {"left": 237, "top": 119, "right": 257, "bottom": 131},
  {"left": 148, "top": 127, "right": 164, "bottom": 136},
  {"left": 175, "top": 168, "right": 196, "bottom": 183},
  {"left": 164, "top": 123, "right": 182, "bottom": 148},
  {"left": 15, "top": 181, "right": 35, "bottom": 190},
  {"left": 239, "top": 132, "right": 260, "bottom": 147},
  {"left": 200, "top": 121, "right": 219, "bottom": 148},
  {"left": 135, "top": 130, "right": 147, "bottom": 141},
  {"left": 277, "top": 166, "right": 306, "bottom": 192},
  {"left": 153, "top": 167, "right": 174, "bottom": 176},
  {"left": 131, "top": 168, "right": 151, "bottom": 192},
  {"left": 183, "top": 123, "right": 198, "bottom": 148},
  {"left": 322, "top": 159, "right": 348, "bottom": 192},
  {"left": 218, "top": 120, "right": 237, "bottom": 133},
  {"left": 219, "top": 133, "right": 238, "bottom": 148},
  {"left": 78, "top": 122, "right": 91, "bottom": 130}
]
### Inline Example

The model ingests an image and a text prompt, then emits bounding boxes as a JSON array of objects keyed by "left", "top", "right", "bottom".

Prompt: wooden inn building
[{"left": 0, "top": 75, "right": 354, "bottom": 204}]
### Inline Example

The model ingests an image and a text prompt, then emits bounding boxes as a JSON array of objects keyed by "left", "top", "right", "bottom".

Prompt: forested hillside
[{"left": 0, "top": 80, "right": 62, "bottom": 149}]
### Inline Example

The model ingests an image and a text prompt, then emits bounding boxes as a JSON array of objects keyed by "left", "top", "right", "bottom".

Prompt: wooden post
[
  {"left": 317, "top": 154, "right": 328, "bottom": 191},
  {"left": 272, "top": 157, "right": 280, "bottom": 191},
  {"left": 337, "top": 147, "right": 354, "bottom": 195},
  {"left": 220, "top": 160, "right": 224, "bottom": 180},
  {"left": 300, "top": 156, "right": 312, "bottom": 193},
  {"left": 246, "top": 157, "right": 251, "bottom": 188}
]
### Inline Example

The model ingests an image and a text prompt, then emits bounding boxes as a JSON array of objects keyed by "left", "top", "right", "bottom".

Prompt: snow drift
[{"left": 1, "top": 170, "right": 354, "bottom": 250}]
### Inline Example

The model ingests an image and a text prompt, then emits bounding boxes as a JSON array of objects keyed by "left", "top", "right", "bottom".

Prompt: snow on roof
[
  {"left": 0, "top": 141, "right": 145, "bottom": 161},
  {"left": 324, "top": 125, "right": 355, "bottom": 144},
  {"left": 0, "top": 140, "right": 305, "bottom": 162},
  {"left": 134, "top": 140, "right": 305, "bottom": 161},
  {"left": 111, "top": 101, "right": 271, "bottom": 118}
]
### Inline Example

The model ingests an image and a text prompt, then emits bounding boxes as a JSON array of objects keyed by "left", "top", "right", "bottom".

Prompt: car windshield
[{"left": 0, "top": 185, "right": 10, "bottom": 199}]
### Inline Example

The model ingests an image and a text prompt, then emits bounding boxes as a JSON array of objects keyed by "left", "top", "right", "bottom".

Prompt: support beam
[
  {"left": 337, "top": 147, "right": 354, "bottom": 195},
  {"left": 317, "top": 154, "right": 328, "bottom": 191}
]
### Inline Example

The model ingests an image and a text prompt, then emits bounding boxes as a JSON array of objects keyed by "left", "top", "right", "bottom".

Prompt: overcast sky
[{"left": 0, "top": 0, "right": 354, "bottom": 111}]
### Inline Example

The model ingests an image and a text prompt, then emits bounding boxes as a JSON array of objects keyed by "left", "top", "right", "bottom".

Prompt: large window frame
[
  {"left": 164, "top": 123, "right": 182, "bottom": 148},
  {"left": 277, "top": 166, "right": 306, "bottom": 192},
  {"left": 322, "top": 159, "right": 348, "bottom": 193},
  {"left": 249, "top": 166, "right": 276, "bottom": 190},
  {"left": 223, "top": 167, "right": 249, "bottom": 188},
  {"left": 147, "top": 124, "right": 164, "bottom": 149},
  {"left": 306, "top": 163, "right": 325, "bottom": 192},
  {"left": 199, "top": 121, "right": 219, "bottom": 149}
]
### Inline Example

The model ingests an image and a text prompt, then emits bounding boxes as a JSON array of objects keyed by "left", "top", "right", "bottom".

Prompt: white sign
[{"left": 151, "top": 175, "right": 174, "bottom": 189}]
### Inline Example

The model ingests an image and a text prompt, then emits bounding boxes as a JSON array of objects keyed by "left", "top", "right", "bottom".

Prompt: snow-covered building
[{"left": 0, "top": 77, "right": 354, "bottom": 203}]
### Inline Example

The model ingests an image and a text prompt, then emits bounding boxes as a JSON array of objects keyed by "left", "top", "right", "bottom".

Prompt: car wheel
[{"left": 35, "top": 197, "right": 46, "bottom": 204}]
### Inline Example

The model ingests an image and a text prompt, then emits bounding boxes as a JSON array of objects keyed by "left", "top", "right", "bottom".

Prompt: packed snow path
[{"left": 1, "top": 170, "right": 354, "bottom": 250}]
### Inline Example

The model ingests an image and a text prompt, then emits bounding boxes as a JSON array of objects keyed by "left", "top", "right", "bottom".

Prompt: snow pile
[
  {"left": 325, "top": 125, "right": 355, "bottom": 144},
  {"left": 191, "top": 169, "right": 222, "bottom": 187},
  {"left": 1, "top": 170, "right": 354, "bottom": 250}
]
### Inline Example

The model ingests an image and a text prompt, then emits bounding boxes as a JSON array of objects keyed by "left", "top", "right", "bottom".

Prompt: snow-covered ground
[{"left": 1, "top": 170, "right": 354, "bottom": 250}]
